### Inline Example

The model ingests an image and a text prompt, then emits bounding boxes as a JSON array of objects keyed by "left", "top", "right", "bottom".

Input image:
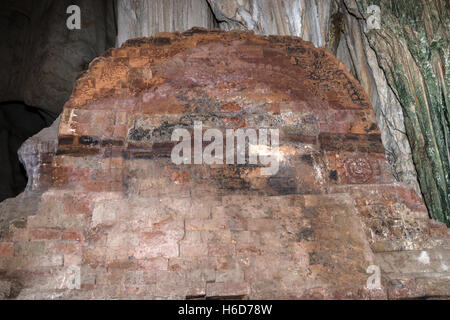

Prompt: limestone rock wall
[
  {"left": 357, "top": 0, "right": 450, "bottom": 226},
  {"left": 0, "top": 0, "right": 116, "bottom": 115},
  {"left": 116, "top": 0, "right": 218, "bottom": 47},
  {"left": 207, "top": 0, "right": 335, "bottom": 47},
  {"left": 336, "top": 1, "right": 421, "bottom": 197},
  {"left": 0, "top": 0, "right": 116, "bottom": 203},
  {"left": 0, "top": 102, "right": 53, "bottom": 202},
  {"left": 0, "top": 29, "right": 448, "bottom": 299},
  {"left": 18, "top": 117, "right": 60, "bottom": 193},
  {"left": 0, "top": 115, "right": 59, "bottom": 239}
]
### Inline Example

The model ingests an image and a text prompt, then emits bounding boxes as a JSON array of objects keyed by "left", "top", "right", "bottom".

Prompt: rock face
[
  {"left": 0, "top": 0, "right": 116, "bottom": 203},
  {"left": 0, "top": 115, "right": 59, "bottom": 239},
  {"left": 18, "top": 117, "right": 60, "bottom": 193},
  {"left": 0, "top": 29, "right": 448, "bottom": 299},
  {"left": 0, "top": 0, "right": 116, "bottom": 114},
  {"left": 357, "top": 0, "right": 450, "bottom": 226},
  {"left": 336, "top": 0, "right": 421, "bottom": 197},
  {"left": 0, "top": 102, "right": 54, "bottom": 203},
  {"left": 116, "top": 0, "right": 218, "bottom": 47},
  {"left": 207, "top": 0, "right": 335, "bottom": 47}
]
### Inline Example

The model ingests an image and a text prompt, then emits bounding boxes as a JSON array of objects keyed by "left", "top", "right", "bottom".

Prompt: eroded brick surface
[{"left": 0, "top": 28, "right": 448, "bottom": 299}]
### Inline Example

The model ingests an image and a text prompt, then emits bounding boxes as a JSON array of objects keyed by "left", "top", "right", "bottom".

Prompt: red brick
[
  {"left": 247, "top": 218, "right": 278, "bottom": 231},
  {"left": 53, "top": 167, "right": 90, "bottom": 185},
  {"left": 110, "top": 157, "right": 124, "bottom": 168},
  {"left": 334, "top": 110, "right": 354, "bottom": 122},
  {"left": 91, "top": 168, "right": 122, "bottom": 181},
  {"left": 141, "top": 231, "right": 165, "bottom": 242},
  {"left": 236, "top": 243, "right": 264, "bottom": 256},
  {"left": 0, "top": 242, "right": 14, "bottom": 257},
  {"left": 180, "top": 243, "right": 208, "bottom": 257},
  {"left": 83, "top": 248, "right": 106, "bottom": 268},
  {"left": 221, "top": 102, "right": 241, "bottom": 111},
  {"left": 107, "top": 260, "right": 135, "bottom": 269},
  {"left": 113, "top": 125, "right": 127, "bottom": 138},
  {"left": 62, "top": 229, "right": 84, "bottom": 241},
  {"left": 81, "top": 284, "right": 95, "bottom": 291},
  {"left": 52, "top": 155, "right": 74, "bottom": 167},
  {"left": 29, "top": 228, "right": 61, "bottom": 241},
  {"left": 185, "top": 218, "right": 228, "bottom": 231},
  {"left": 46, "top": 242, "right": 81, "bottom": 255},
  {"left": 90, "top": 169, "right": 110, "bottom": 181},
  {"left": 206, "top": 282, "right": 250, "bottom": 298},
  {"left": 110, "top": 169, "right": 124, "bottom": 181},
  {"left": 110, "top": 181, "right": 125, "bottom": 191},
  {"left": 208, "top": 243, "right": 235, "bottom": 256},
  {"left": 137, "top": 257, "right": 168, "bottom": 270},
  {"left": 64, "top": 194, "right": 92, "bottom": 215},
  {"left": 82, "top": 181, "right": 111, "bottom": 192}
]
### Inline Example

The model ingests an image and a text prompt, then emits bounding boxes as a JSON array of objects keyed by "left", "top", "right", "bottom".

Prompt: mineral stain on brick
[{"left": 0, "top": 243, "right": 14, "bottom": 257}]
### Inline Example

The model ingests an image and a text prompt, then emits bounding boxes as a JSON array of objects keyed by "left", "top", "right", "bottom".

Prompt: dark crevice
[
  {"left": 204, "top": 0, "right": 221, "bottom": 27},
  {"left": 0, "top": 101, "right": 56, "bottom": 202}
]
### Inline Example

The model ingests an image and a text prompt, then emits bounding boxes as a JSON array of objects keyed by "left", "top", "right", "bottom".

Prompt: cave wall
[
  {"left": 206, "top": 0, "right": 334, "bottom": 47},
  {"left": 0, "top": 102, "right": 52, "bottom": 202},
  {"left": 0, "top": 0, "right": 116, "bottom": 202},
  {"left": 116, "top": 0, "right": 218, "bottom": 47},
  {"left": 357, "top": 0, "right": 449, "bottom": 226},
  {"left": 0, "top": 0, "right": 116, "bottom": 114},
  {"left": 336, "top": 1, "right": 421, "bottom": 197}
]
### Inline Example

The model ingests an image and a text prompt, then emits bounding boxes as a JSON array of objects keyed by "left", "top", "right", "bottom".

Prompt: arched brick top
[{"left": 58, "top": 27, "right": 381, "bottom": 159}]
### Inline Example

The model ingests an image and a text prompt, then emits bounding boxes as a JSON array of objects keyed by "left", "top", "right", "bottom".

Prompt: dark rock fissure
[{"left": 0, "top": 101, "right": 55, "bottom": 202}]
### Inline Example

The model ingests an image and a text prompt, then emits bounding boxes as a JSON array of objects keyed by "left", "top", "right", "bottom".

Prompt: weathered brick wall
[{"left": 0, "top": 28, "right": 448, "bottom": 299}]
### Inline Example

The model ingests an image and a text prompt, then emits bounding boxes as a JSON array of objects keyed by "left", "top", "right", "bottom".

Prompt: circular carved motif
[{"left": 345, "top": 158, "right": 373, "bottom": 184}]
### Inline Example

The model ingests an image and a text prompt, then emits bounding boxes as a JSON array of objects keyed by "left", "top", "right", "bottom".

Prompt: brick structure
[{"left": 0, "top": 28, "right": 448, "bottom": 299}]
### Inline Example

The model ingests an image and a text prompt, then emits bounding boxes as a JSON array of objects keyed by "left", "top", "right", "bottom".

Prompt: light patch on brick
[
  {"left": 418, "top": 251, "right": 430, "bottom": 265},
  {"left": 91, "top": 201, "right": 117, "bottom": 227}
]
